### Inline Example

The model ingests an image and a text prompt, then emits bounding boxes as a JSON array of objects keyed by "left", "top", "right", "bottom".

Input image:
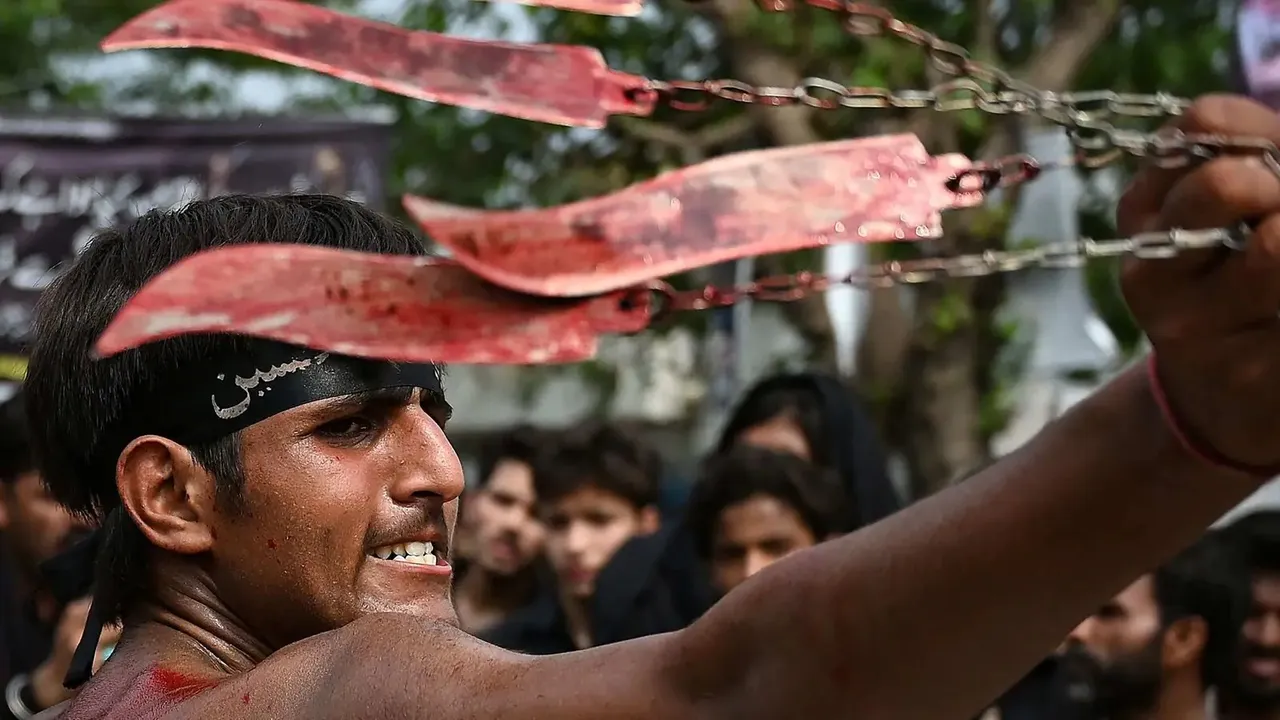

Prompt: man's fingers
[
  {"left": 1159, "top": 156, "right": 1280, "bottom": 231},
  {"left": 1116, "top": 95, "right": 1280, "bottom": 236},
  {"left": 1121, "top": 155, "right": 1280, "bottom": 295}
]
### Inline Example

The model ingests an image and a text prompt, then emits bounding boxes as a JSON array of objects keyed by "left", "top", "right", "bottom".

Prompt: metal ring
[
  {"left": 620, "top": 280, "right": 675, "bottom": 324},
  {"left": 1225, "top": 224, "right": 1251, "bottom": 252}
]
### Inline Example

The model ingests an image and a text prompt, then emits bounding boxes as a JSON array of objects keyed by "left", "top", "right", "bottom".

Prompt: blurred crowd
[{"left": 2, "top": 368, "right": 1278, "bottom": 720}]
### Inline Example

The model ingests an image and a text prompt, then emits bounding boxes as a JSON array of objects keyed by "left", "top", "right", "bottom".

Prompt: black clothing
[
  {"left": 482, "top": 589, "right": 576, "bottom": 656},
  {"left": 0, "top": 553, "right": 54, "bottom": 720},
  {"left": 591, "top": 522, "right": 714, "bottom": 646}
]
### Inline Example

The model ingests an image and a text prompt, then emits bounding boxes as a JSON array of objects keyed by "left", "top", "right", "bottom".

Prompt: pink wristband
[{"left": 1146, "top": 354, "right": 1279, "bottom": 478}]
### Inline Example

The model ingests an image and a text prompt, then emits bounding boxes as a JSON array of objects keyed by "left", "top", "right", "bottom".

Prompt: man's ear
[
  {"left": 638, "top": 505, "right": 660, "bottom": 535},
  {"left": 115, "top": 436, "right": 219, "bottom": 555},
  {"left": 1162, "top": 615, "right": 1208, "bottom": 672}
]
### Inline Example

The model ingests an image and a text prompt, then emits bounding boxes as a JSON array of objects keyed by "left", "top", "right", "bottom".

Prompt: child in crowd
[
  {"left": 484, "top": 421, "right": 662, "bottom": 653},
  {"left": 686, "top": 445, "right": 848, "bottom": 596}
]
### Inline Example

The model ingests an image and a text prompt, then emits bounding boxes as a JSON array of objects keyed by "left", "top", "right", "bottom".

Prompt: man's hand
[
  {"left": 29, "top": 599, "right": 121, "bottom": 710},
  {"left": 1118, "top": 94, "right": 1280, "bottom": 472}
]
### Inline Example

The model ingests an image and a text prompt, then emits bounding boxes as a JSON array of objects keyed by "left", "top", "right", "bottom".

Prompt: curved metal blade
[
  {"left": 96, "top": 246, "right": 651, "bottom": 365},
  {"left": 101, "top": 0, "right": 653, "bottom": 128},
  {"left": 405, "top": 135, "right": 981, "bottom": 297}
]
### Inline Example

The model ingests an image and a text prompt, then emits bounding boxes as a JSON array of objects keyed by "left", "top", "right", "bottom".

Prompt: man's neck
[
  {"left": 454, "top": 564, "right": 537, "bottom": 633},
  {"left": 1223, "top": 702, "right": 1280, "bottom": 720},
  {"left": 137, "top": 567, "right": 274, "bottom": 674},
  {"left": 1117, "top": 682, "right": 1208, "bottom": 720},
  {"left": 558, "top": 590, "right": 592, "bottom": 651}
]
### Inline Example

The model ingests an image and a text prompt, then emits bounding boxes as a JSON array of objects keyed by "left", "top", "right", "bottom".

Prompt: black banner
[{"left": 0, "top": 114, "right": 390, "bottom": 374}]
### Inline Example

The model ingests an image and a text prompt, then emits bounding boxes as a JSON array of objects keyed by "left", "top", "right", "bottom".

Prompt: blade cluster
[{"left": 94, "top": 0, "right": 987, "bottom": 365}]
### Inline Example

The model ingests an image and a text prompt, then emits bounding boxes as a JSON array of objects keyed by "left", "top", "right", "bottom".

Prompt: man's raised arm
[{"left": 313, "top": 95, "right": 1280, "bottom": 720}]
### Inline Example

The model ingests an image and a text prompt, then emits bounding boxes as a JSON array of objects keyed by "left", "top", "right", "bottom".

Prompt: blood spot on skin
[{"left": 267, "top": 539, "right": 277, "bottom": 549}]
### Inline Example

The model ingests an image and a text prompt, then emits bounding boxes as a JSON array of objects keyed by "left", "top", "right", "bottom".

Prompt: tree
[{"left": 0, "top": 0, "right": 1236, "bottom": 496}]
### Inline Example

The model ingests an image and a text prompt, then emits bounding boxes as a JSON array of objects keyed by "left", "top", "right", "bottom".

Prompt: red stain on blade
[
  {"left": 407, "top": 135, "right": 982, "bottom": 298},
  {"left": 96, "top": 247, "right": 651, "bottom": 365},
  {"left": 101, "top": 0, "right": 652, "bottom": 128},
  {"left": 476, "top": 0, "right": 642, "bottom": 16}
]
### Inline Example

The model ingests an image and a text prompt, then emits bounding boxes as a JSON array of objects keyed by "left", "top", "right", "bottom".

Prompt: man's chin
[
  {"left": 1234, "top": 678, "right": 1280, "bottom": 706},
  {"left": 479, "top": 557, "right": 526, "bottom": 577}
]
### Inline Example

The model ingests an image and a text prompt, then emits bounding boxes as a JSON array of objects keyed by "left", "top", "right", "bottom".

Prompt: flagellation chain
[
  {"left": 636, "top": 226, "right": 1246, "bottom": 321},
  {"left": 632, "top": 3, "right": 1280, "bottom": 176}
]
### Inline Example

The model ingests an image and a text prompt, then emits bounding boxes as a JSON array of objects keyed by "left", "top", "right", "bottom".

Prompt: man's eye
[{"left": 314, "top": 417, "right": 375, "bottom": 439}]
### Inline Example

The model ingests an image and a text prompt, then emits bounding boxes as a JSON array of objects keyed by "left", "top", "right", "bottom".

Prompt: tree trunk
[{"left": 889, "top": 0, "right": 1124, "bottom": 498}]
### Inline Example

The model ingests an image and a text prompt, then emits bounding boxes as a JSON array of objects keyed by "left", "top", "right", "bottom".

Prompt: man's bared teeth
[{"left": 370, "top": 541, "right": 438, "bottom": 563}]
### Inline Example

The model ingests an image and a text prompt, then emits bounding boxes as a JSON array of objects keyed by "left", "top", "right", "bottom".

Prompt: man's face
[
  {"left": 1234, "top": 572, "right": 1280, "bottom": 707},
  {"left": 0, "top": 471, "right": 86, "bottom": 583},
  {"left": 1058, "top": 575, "right": 1167, "bottom": 717},
  {"left": 541, "top": 486, "right": 654, "bottom": 599},
  {"left": 735, "top": 416, "right": 811, "bottom": 461},
  {"left": 205, "top": 387, "right": 463, "bottom": 650},
  {"left": 465, "top": 459, "right": 544, "bottom": 575},
  {"left": 708, "top": 493, "right": 818, "bottom": 596}
]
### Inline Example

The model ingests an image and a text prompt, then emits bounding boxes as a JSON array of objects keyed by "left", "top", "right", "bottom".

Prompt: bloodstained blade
[
  {"left": 96, "top": 246, "right": 651, "bottom": 365},
  {"left": 405, "top": 134, "right": 982, "bottom": 298},
  {"left": 101, "top": 0, "right": 653, "bottom": 128},
  {"left": 480, "top": 0, "right": 643, "bottom": 17}
]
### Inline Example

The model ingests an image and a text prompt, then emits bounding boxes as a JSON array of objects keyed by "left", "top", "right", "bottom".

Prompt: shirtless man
[{"left": 23, "top": 96, "right": 1280, "bottom": 719}]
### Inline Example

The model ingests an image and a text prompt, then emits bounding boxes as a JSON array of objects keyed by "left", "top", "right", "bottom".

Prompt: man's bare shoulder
[
  {"left": 45, "top": 615, "right": 707, "bottom": 720},
  {"left": 292, "top": 613, "right": 710, "bottom": 720}
]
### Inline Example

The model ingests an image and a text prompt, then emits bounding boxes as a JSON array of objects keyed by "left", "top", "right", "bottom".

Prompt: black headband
[
  {"left": 108, "top": 340, "right": 443, "bottom": 460},
  {"left": 46, "top": 340, "right": 444, "bottom": 689}
]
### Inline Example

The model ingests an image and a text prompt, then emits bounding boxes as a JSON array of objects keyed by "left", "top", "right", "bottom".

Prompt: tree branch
[
  {"left": 613, "top": 113, "right": 758, "bottom": 164},
  {"left": 906, "top": 0, "right": 1123, "bottom": 160},
  {"left": 972, "top": 0, "right": 997, "bottom": 64}
]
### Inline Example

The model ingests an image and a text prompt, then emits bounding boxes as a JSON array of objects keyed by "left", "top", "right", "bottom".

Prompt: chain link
[
  {"left": 640, "top": 3, "right": 1280, "bottom": 171},
  {"left": 641, "top": 227, "right": 1244, "bottom": 319},
  {"left": 832, "top": 3, "right": 1280, "bottom": 170},
  {"left": 625, "top": 4, "right": 1269, "bottom": 306}
]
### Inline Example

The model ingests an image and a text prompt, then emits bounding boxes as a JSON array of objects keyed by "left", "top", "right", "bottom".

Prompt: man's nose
[
  {"left": 386, "top": 400, "right": 465, "bottom": 505},
  {"left": 1256, "top": 612, "right": 1280, "bottom": 647},
  {"left": 564, "top": 522, "right": 593, "bottom": 555},
  {"left": 742, "top": 549, "right": 775, "bottom": 581},
  {"left": 1062, "top": 617, "right": 1096, "bottom": 651}
]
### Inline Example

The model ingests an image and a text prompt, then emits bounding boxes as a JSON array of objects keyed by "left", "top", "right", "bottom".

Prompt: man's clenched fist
[{"left": 1119, "top": 94, "right": 1280, "bottom": 473}]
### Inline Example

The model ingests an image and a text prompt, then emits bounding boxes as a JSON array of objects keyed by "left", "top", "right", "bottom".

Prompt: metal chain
[
  {"left": 643, "top": 76, "right": 1187, "bottom": 130},
  {"left": 644, "top": 3, "right": 1280, "bottom": 171},
  {"left": 832, "top": 3, "right": 1280, "bottom": 170},
  {"left": 627, "top": 3, "right": 1267, "bottom": 309},
  {"left": 642, "top": 227, "right": 1244, "bottom": 318}
]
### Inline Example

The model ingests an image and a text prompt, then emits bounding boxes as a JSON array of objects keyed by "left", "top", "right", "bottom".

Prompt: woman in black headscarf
[
  {"left": 715, "top": 371, "right": 902, "bottom": 530},
  {"left": 589, "top": 371, "right": 900, "bottom": 645}
]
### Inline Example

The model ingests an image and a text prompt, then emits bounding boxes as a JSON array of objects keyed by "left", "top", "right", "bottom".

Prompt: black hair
[
  {"left": 1152, "top": 531, "right": 1252, "bottom": 690},
  {"left": 474, "top": 425, "right": 551, "bottom": 489},
  {"left": 717, "top": 373, "right": 829, "bottom": 459},
  {"left": 530, "top": 421, "right": 661, "bottom": 511},
  {"left": 716, "top": 371, "right": 900, "bottom": 531},
  {"left": 0, "top": 390, "right": 34, "bottom": 484},
  {"left": 1222, "top": 509, "right": 1280, "bottom": 576},
  {"left": 24, "top": 193, "right": 427, "bottom": 623},
  {"left": 685, "top": 445, "right": 848, "bottom": 559}
]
